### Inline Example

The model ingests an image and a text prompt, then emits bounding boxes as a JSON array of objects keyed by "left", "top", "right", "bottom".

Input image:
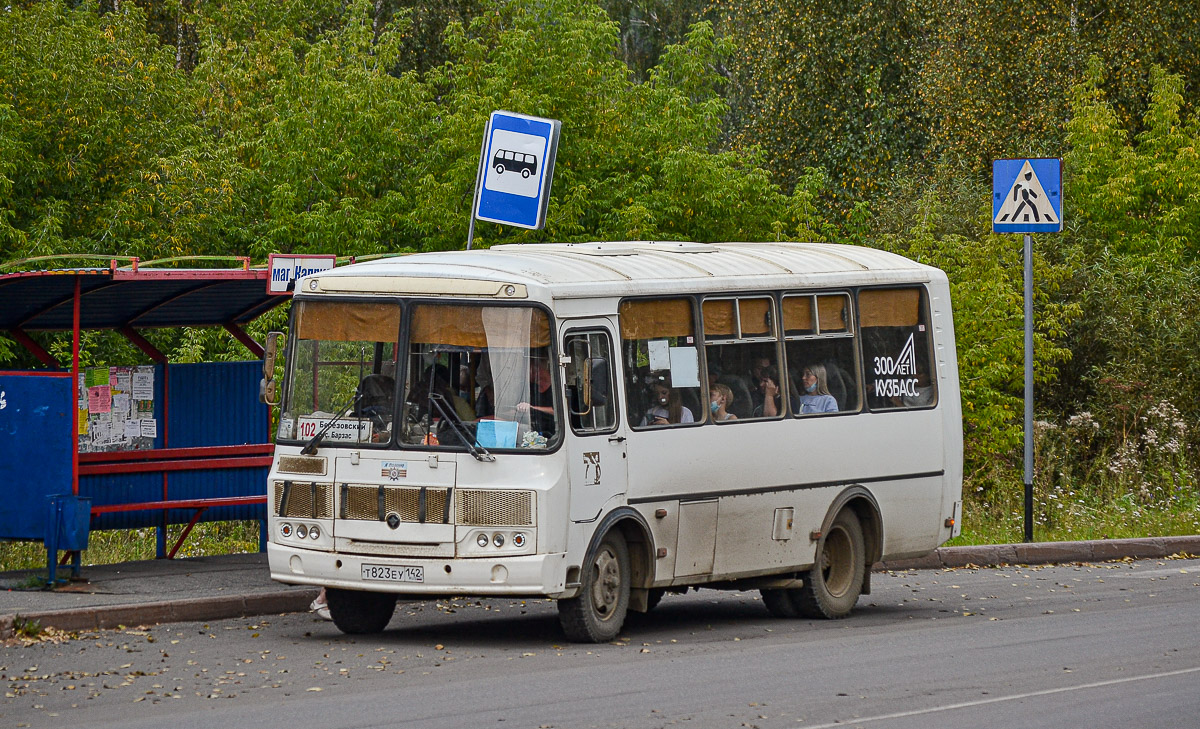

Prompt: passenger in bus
[
  {"left": 515, "top": 357, "right": 557, "bottom": 436},
  {"left": 753, "top": 365, "right": 797, "bottom": 417},
  {"left": 641, "top": 381, "right": 695, "bottom": 426},
  {"left": 474, "top": 360, "right": 495, "bottom": 418},
  {"left": 709, "top": 383, "right": 738, "bottom": 421},
  {"left": 797, "top": 364, "right": 840, "bottom": 414},
  {"left": 747, "top": 356, "right": 772, "bottom": 412},
  {"left": 410, "top": 364, "right": 475, "bottom": 422}
]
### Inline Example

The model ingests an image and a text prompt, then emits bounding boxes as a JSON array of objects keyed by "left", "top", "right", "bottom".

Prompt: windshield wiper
[
  {"left": 300, "top": 392, "right": 363, "bottom": 455},
  {"left": 427, "top": 392, "right": 495, "bottom": 463}
]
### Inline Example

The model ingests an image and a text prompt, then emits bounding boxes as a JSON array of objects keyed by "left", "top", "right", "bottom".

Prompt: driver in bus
[{"left": 515, "top": 356, "right": 557, "bottom": 437}]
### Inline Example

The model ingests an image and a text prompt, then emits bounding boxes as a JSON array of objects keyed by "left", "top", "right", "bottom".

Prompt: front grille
[
  {"left": 277, "top": 455, "right": 327, "bottom": 476},
  {"left": 341, "top": 484, "right": 450, "bottom": 523},
  {"left": 456, "top": 489, "right": 534, "bottom": 526},
  {"left": 273, "top": 481, "right": 334, "bottom": 519}
]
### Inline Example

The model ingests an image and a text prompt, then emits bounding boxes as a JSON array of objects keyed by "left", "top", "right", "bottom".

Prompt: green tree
[
  {"left": 0, "top": 1, "right": 201, "bottom": 260},
  {"left": 715, "top": 0, "right": 928, "bottom": 201}
]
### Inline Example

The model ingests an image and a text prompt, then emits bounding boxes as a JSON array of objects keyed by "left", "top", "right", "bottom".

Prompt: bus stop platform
[
  {"left": 0, "top": 553, "right": 317, "bottom": 637},
  {"left": 2, "top": 535, "right": 1198, "bottom": 638}
]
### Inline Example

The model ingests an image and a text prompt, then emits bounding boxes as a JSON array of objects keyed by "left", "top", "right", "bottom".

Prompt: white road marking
[{"left": 801, "top": 665, "right": 1200, "bottom": 729}]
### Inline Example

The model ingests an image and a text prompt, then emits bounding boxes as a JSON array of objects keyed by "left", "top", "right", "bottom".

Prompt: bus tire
[
  {"left": 521, "top": 168, "right": 531, "bottom": 178},
  {"left": 325, "top": 588, "right": 398, "bottom": 634},
  {"left": 495, "top": 164, "right": 505, "bottom": 174},
  {"left": 761, "top": 588, "right": 801, "bottom": 618},
  {"left": 794, "top": 509, "right": 865, "bottom": 619},
  {"left": 558, "top": 530, "right": 630, "bottom": 642}
]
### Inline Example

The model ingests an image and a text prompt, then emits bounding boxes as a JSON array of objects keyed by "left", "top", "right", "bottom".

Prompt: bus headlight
[
  {"left": 309, "top": 525, "right": 321, "bottom": 540},
  {"left": 477, "top": 533, "right": 490, "bottom": 548},
  {"left": 296, "top": 524, "right": 308, "bottom": 539}
]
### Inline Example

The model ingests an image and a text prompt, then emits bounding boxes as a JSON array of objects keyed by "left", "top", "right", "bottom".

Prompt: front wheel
[
  {"left": 794, "top": 509, "right": 866, "bottom": 619},
  {"left": 325, "top": 588, "right": 398, "bottom": 634},
  {"left": 558, "top": 531, "right": 630, "bottom": 642}
]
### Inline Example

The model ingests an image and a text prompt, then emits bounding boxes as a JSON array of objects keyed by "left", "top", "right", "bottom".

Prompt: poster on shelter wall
[{"left": 77, "top": 365, "right": 157, "bottom": 453}]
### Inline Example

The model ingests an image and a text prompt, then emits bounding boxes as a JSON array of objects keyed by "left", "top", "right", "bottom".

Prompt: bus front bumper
[{"left": 268, "top": 542, "right": 570, "bottom": 597}]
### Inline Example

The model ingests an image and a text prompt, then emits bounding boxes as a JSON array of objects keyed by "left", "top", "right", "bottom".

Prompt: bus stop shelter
[{"left": 0, "top": 258, "right": 293, "bottom": 582}]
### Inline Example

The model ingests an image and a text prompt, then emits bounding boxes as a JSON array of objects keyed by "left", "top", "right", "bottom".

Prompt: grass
[{"left": 0, "top": 521, "right": 263, "bottom": 573}]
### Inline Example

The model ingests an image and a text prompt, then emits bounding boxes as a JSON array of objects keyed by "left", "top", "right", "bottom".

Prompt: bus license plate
[{"left": 360, "top": 564, "right": 424, "bottom": 583}]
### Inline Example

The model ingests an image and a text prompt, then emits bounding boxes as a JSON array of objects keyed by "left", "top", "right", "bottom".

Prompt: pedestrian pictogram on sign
[{"left": 992, "top": 158, "right": 1062, "bottom": 233}]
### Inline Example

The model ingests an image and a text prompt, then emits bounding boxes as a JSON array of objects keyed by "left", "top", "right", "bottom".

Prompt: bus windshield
[
  {"left": 278, "top": 299, "right": 401, "bottom": 446},
  {"left": 399, "top": 303, "right": 559, "bottom": 451},
  {"left": 278, "top": 299, "right": 560, "bottom": 452}
]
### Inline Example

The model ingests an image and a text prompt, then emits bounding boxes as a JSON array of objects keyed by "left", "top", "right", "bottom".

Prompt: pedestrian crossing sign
[{"left": 993, "top": 158, "right": 1062, "bottom": 233}]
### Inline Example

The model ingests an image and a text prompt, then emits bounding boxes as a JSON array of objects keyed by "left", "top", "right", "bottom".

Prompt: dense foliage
[{"left": 1, "top": 0, "right": 1197, "bottom": 540}]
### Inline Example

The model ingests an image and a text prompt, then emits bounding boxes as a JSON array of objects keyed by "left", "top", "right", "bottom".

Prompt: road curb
[
  {"left": 3, "top": 588, "right": 319, "bottom": 638},
  {"left": 877, "top": 534, "right": 1200, "bottom": 571},
  {"left": 4, "top": 536, "right": 1199, "bottom": 638}
]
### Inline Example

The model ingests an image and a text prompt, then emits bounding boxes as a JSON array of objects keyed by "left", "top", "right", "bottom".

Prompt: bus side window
[
  {"left": 618, "top": 298, "right": 703, "bottom": 428},
  {"left": 702, "top": 296, "right": 780, "bottom": 420},
  {"left": 782, "top": 293, "right": 859, "bottom": 415},
  {"left": 564, "top": 330, "right": 617, "bottom": 433},
  {"left": 858, "top": 287, "right": 937, "bottom": 410}
]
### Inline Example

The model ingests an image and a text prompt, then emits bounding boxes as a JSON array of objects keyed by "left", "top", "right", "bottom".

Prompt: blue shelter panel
[
  {"left": 0, "top": 374, "right": 74, "bottom": 540},
  {"left": 167, "top": 361, "right": 268, "bottom": 447}
]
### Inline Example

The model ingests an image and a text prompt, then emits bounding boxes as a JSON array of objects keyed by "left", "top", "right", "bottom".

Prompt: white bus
[{"left": 263, "top": 241, "right": 962, "bottom": 642}]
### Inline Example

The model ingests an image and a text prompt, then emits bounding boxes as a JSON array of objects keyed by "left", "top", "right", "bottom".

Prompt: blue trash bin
[{"left": 45, "top": 494, "right": 91, "bottom": 585}]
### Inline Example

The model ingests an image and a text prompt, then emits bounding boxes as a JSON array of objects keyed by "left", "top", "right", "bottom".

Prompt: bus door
[{"left": 562, "top": 325, "right": 627, "bottom": 522}]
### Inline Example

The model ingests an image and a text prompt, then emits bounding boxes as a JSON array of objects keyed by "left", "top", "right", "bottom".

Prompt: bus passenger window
[
  {"left": 618, "top": 298, "right": 703, "bottom": 429},
  {"left": 703, "top": 297, "right": 783, "bottom": 420},
  {"left": 782, "top": 293, "right": 859, "bottom": 415},
  {"left": 858, "top": 287, "right": 937, "bottom": 410}
]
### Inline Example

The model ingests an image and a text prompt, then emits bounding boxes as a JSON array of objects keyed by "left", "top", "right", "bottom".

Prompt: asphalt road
[{"left": 4, "top": 556, "right": 1199, "bottom": 729}]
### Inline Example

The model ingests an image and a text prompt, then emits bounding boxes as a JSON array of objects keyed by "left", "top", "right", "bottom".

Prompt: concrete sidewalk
[{"left": 3, "top": 535, "right": 1198, "bottom": 638}]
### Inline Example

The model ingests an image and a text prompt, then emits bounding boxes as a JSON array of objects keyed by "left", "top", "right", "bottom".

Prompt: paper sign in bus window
[{"left": 476, "top": 420, "right": 518, "bottom": 449}]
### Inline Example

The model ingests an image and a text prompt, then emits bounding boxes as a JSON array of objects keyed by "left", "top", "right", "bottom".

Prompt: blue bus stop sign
[
  {"left": 474, "top": 111, "right": 561, "bottom": 230},
  {"left": 993, "top": 158, "right": 1063, "bottom": 233}
]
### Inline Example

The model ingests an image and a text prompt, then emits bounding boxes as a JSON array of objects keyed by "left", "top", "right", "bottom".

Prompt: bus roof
[{"left": 307, "top": 242, "right": 941, "bottom": 300}]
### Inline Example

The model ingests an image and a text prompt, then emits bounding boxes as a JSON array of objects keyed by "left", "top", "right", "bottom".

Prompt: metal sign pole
[
  {"left": 466, "top": 118, "right": 489, "bottom": 251},
  {"left": 1023, "top": 233, "right": 1034, "bottom": 542}
]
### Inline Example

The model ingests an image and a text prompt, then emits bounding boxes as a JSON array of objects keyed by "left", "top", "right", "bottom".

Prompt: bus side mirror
[
  {"left": 567, "top": 338, "right": 592, "bottom": 417},
  {"left": 260, "top": 331, "right": 284, "bottom": 405}
]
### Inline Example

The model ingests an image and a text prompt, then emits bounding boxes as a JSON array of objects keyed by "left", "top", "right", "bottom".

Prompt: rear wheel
[
  {"left": 794, "top": 509, "right": 866, "bottom": 619},
  {"left": 558, "top": 531, "right": 630, "bottom": 642},
  {"left": 326, "top": 588, "right": 398, "bottom": 634}
]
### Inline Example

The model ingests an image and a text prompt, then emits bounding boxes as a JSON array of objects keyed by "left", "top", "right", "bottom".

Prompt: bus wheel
[
  {"left": 495, "top": 164, "right": 505, "bottom": 174},
  {"left": 558, "top": 531, "right": 630, "bottom": 642},
  {"left": 794, "top": 509, "right": 865, "bottom": 619},
  {"left": 521, "top": 168, "right": 531, "bottom": 178},
  {"left": 761, "top": 588, "right": 801, "bottom": 618},
  {"left": 325, "top": 588, "right": 398, "bottom": 634}
]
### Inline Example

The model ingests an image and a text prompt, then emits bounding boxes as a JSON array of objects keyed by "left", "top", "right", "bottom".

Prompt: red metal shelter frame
[{"left": 0, "top": 258, "right": 291, "bottom": 558}]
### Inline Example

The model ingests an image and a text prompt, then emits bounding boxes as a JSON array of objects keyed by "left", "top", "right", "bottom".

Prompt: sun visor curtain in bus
[
  {"left": 858, "top": 289, "right": 921, "bottom": 328},
  {"left": 409, "top": 305, "right": 550, "bottom": 348},
  {"left": 702, "top": 298, "right": 774, "bottom": 340},
  {"left": 296, "top": 300, "right": 402, "bottom": 342},
  {"left": 817, "top": 295, "right": 850, "bottom": 333},
  {"left": 619, "top": 299, "right": 695, "bottom": 339},
  {"left": 782, "top": 296, "right": 815, "bottom": 336}
]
